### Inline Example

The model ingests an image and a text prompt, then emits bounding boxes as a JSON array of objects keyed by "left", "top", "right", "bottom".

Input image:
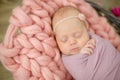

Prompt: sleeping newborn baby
[{"left": 52, "top": 6, "right": 120, "bottom": 80}]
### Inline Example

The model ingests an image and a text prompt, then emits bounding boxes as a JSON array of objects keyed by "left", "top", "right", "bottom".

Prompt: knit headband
[{"left": 53, "top": 13, "right": 88, "bottom": 31}]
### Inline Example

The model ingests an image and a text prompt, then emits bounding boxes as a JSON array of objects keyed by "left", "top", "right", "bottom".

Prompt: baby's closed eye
[
  {"left": 59, "top": 36, "right": 68, "bottom": 43},
  {"left": 73, "top": 32, "right": 81, "bottom": 38}
]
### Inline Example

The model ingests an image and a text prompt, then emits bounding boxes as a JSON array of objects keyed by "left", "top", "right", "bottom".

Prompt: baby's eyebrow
[
  {"left": 72, "top": 31, "right": 81, "bottom": 34},
  {"left": 58, "top": 35, "right": 67, "bottom": 38}
]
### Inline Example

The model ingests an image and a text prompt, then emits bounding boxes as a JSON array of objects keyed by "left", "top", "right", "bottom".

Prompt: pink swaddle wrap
[
  {"left": 62, "top": 33, "right": 120, "bottom": 80},
  {"left": 0, "top": 0, "right": 120, "bottom": 80}
]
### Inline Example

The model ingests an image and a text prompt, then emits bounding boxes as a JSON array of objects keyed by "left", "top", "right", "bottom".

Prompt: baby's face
[{"left": 54, "top": 18, "right": 90, "bottom": 55}]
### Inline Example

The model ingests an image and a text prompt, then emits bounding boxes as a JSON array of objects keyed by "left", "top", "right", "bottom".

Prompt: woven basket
[{"left": 86, "top": 0, "right": 120, "bottom": 34}]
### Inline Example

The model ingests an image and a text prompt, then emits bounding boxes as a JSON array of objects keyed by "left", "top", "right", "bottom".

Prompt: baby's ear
[{"left": 85, "top": 21, "right": 89, "bottom": 30}]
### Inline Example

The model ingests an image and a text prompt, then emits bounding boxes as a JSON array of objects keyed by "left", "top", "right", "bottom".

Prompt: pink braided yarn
[{"left": 0, "top": 0, "right": 120, "bottom": 80}]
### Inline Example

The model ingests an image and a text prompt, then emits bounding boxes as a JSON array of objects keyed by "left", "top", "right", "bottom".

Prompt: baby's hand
[{"left": 80, "top": 39, "right": 96, "bottom": 55}]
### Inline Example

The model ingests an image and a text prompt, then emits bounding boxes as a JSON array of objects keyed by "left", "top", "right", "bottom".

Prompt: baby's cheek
[
  {"left": 59, "top": 44, "right": 68, "bottom": 53},
  {"left": 78, "top": 40, "right": 87, "bottom": 48},
  {"left": 61, "top": 45, "right": 66, "bottom": 52},
  {"left": 57, "top": 42, "right": 65, "bottom": 51}
]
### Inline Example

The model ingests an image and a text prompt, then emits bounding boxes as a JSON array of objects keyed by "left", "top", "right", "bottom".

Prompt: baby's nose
[{"left": 69, "top": 37, "right": 77, "bottom": 45}]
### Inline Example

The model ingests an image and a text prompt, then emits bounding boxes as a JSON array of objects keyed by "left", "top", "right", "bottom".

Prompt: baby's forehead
[
  {"left": 55, "top": 6, "right": 80, "bottom": 18},
  {"left": 54, "top": 18, "right": 85, "bottom": 34},
  {"left": 52, "top": 6, "right": 80, "bottom": 25}
]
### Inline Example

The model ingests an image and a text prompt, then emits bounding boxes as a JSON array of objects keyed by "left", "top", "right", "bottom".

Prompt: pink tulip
[{"left": 111, "top": 6, "right": 120, "bottom": 17}]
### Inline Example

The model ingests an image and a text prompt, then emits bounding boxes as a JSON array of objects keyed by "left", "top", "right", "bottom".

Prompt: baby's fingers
[
  {"left": 86, "top": 39, "right": 96, "bottom": 48},
  {"left": 81, "top": 47, "right": 93, "bottom": 55},
  {"left": 88, "top": 39, "right": 96, "bottom": 46},
  {"left": 85, "top": 43, "right": 94, "bottom": 49}
]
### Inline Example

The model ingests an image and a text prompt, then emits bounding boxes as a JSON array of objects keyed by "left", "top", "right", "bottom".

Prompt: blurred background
[{"left": 0, "top": 0, "right": 120, "bottom": 80}]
